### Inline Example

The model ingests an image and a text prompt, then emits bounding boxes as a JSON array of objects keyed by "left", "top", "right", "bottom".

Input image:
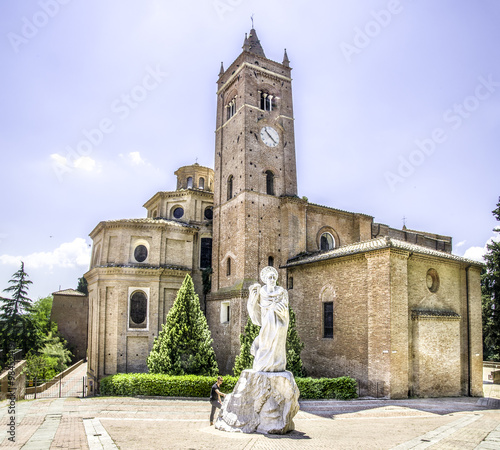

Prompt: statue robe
[{"left": 247, "top": 283, "right": 289, "bottom": 372}]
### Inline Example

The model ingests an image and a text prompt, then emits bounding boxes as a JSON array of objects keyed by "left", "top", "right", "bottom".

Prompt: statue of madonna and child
[{"left": 215, "top": 266, "right": 300, "bottom": 435}]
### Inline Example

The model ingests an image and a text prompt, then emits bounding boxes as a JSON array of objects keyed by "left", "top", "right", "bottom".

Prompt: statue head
[{"left": 260, "top": 266, "right": 278, "bottom": 287}]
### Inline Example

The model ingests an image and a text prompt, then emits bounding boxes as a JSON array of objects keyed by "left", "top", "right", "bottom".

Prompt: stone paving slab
[{"left": 0, "top": 393, "right": 498, "bottom": 449}]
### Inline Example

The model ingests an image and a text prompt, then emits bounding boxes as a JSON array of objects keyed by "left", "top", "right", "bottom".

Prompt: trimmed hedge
[
  {"left": 295, "top": 376, "right": 357, "bottom": 400},
  {"left": 99, "top": 373, "right": 357, "bottom": 400}
]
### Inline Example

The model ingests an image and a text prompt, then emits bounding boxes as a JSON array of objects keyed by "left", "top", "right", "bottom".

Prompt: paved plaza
[{"left": 0, "top": 364, "right": 499, "bottom": 449}]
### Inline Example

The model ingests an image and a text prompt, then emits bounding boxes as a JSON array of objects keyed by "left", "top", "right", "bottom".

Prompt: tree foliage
[
  {"left": 76, "top": 276, "right": 88, "bottom": 295},
  {"left": 0, "top": 262, "right": 33, "bottom": 358},
  {"left": 147, "top": 274, "right": 218, "bottom": 376},
  {"left": 233, "top": 316, "right": 260, "bottom": 377},
  {"left": 286, "top": 307, "right": 306, "bottom": 376},
  {"left": 24, "top": 332, "right": 72, "bottom": 380},
  {"left": 482, "top": 197, "right": 500, "bottom": 361},
  {"left": 233, "top": 306, "right": 305, "bottom": 377}
]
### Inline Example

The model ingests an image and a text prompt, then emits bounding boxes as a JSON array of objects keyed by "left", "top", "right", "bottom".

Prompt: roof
[
  {"left": 307, "top": 201, "right": 373, "bottom": 218},
  {"left": 52, "top": 288, "right": 87, "bottom": 296},
  {"left": 105, "top": 218, "right": 198, "bottom": 229},
  {"left": 282, "top": 236, "right": 483, "bottom": 268}
]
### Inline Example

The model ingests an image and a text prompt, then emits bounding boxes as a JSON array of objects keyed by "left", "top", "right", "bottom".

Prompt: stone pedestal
[{"left": 215, "top": 369, "right": 299, "bottom": 434}]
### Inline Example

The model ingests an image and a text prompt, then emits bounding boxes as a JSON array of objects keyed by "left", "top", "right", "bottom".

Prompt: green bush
[
  {"left": 295, "top": 376, "right": 357, "bottom": 400},
  {"left": 100, "top": 373, "right": 238, "bottom": 397},
  {"left": 99, "top": 373, "right": 357, "bottom": 400}
]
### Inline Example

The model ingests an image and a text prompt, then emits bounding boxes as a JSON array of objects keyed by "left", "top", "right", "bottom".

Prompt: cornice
[{"left": 217, "top": 62, "right": 292, "bottom": 96}]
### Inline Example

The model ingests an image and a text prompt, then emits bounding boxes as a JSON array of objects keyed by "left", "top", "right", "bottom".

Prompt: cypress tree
[
  {"left": 286, "top": 307, "right": 305, "bottom": 377},
  {"left": 147, "top": 274, "right": 218, "bottom": 376},
  {"left": 482, "top": 197, "right": 500, "bottom": 360}
]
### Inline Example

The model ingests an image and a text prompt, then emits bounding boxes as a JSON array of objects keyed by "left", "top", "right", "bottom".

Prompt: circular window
[
  {"left": 130, "top": 291, "right": 147, "bottom": 325},
  {"left": 204, "top": 206, "right": 213, "bottom": 220},
  {"left": 134, "top": 245, "right": 148, "bottom": 263},
  {"left": 173, "top": 207, "right": 184, "bottom": 219},
  {"left": 426, "top": 268, "right": 440, "bottom": 293}
]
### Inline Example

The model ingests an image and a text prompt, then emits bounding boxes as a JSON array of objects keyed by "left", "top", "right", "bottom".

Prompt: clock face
[{"left": 260, "top": 126, "right": 280, "bottom": 147}]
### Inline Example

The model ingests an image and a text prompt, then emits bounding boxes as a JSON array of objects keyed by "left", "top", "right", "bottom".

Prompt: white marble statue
[
  {"left": 247, "top": 266, "right": 289, "bottom": 372},
  {"left": 215, "top": 267, "right": 299, "bottom": 434}
]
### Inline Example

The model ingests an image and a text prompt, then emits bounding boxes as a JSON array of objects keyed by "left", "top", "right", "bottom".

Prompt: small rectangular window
[
  {"left": 288, "top": 277, "right": 293, "bottom": 289},
  {"left": 200, "top": 238, "right": 212, "bottom": 269},
  {"left": 323, "top": 302, "right": 333, "bottom": 338},
  {"left": 220, "top": 301, "right": 230, "bottom": 323}
]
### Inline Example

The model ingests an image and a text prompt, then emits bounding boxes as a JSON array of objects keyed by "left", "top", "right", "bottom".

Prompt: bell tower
[{"left": 212, "top": 29, "right": 298, "bottom": 295}]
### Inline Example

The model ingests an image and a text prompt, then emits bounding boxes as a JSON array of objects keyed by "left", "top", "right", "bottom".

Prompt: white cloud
[
  {"left": 455, "top": 240, "right": 466, "bottom": 248},
  {"left": 50, "top": 153, "right": 67, "bottom": 165},
  {"left": 74, "top": 156, "right": 97, "bottom": 171},
  {"left": 129, "top": 151, "right": 146, "bottom": 165},
  {"left": 50, "top": 153, "right": 100, "bottom": 173},
  {"left": 462, "top": 232, "right": 500, "bottom": 262},
  {"left": 0, "top": 238, "right": 91, "bottom": 270}
]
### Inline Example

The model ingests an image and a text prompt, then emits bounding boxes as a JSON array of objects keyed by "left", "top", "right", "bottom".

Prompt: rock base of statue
[{"left": 215, "top": 369, "right": 300, "bottom": 435}]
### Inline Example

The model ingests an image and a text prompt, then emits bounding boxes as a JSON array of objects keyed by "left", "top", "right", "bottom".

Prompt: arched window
[
  {"left": 227, "top": 175, "right": 233, "bottom": 200},
  {"left": 226, "top": 97, "right": 236, "bottom": 120},
  {"left": 268, "top": 256, "right": 274, "bottom": 267},
  {"left": 265, "top": 170, "right": 275, "bottom": 195},
  {"left": 323, "top": 302, "right": 333, "bottom": 338},
  {"left": 320, "top": 233, "right": 335, "bottom": 251},
  {"left": 129, "top": 291, "right": 148, "bottom": 329},
  {"left": 259, "top": 91, "right": 274, "bottom": 111},
  {"left": 226, "top": 258, "right": 231, "bottom": 276},
  {"left": 199, "top": 177, "right": 205, "bottom": 190},
  {"left": 187, "top": 177, "right": 193, "bottom": 189}
]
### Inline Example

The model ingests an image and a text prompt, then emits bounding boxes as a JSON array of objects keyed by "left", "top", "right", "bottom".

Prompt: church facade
[{"left": 85, "top": 29, "right": 483, "bottom": 398}]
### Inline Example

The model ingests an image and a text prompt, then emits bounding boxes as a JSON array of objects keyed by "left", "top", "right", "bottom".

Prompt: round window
[
  {"left": 204, "top": 206, "right": 213, "bottom": 220},
  {"left": 134, "top": 244, "right": 148, "bottom": 263},
  {"left": 130, "top": 291, "right": 147, "bottom": 325},
  {"left": 173, "top": 207, "right": 184, "bottom": 219},
  {"left": 426, "top": 268, "right": 440, "bottom": 293}
]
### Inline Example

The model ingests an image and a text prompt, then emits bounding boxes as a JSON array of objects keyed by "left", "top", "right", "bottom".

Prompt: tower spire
[
  {"left": 282, "top": 48, "right": 290, "bottom": 67},
  {"left": 242, "top": 33, "right": 250, "bottom": 52},
  {"left": 219, "top": 61, "right": 225, "bottom": 77},
  {"left": 245, "top": 28, "right": 266, "bottom": 58}
]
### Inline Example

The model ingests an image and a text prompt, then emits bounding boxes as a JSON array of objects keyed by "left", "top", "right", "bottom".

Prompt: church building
[{"left": 85, "top": 29, "right": 483, "bottom": 398}]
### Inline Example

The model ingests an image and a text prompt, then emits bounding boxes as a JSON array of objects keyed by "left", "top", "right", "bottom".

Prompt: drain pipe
[{"left": 465, "top": 264, "right": 471, "bottom": 397}]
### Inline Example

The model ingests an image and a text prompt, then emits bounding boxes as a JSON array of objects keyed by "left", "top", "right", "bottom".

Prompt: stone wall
[{"left": 51, "top": 290, "right": 88, "bottom": 362}]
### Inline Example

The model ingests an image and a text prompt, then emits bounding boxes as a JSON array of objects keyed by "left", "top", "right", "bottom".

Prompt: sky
[{"left": 0, "top": 0, "right": 499, "bottom": 300}]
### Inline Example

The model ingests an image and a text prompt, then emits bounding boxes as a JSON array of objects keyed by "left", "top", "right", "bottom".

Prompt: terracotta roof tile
[{"left": 283, "top": 237, "right": 483, "bottom": 268}]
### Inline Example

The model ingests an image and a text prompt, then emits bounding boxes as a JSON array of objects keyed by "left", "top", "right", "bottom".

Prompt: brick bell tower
[{"left": 211, "top": 28, "right": 297, "bottom": 298}]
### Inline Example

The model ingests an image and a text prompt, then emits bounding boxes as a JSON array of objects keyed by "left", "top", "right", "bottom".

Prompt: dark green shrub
[{"left": 99, "top": 373, "right": 356, "bottom": 400}]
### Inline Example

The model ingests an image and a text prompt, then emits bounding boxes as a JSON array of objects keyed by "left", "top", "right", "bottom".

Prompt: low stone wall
[
  {"left": 25, "top": 359, "right": 84, "bottom": 396},
  {"left": 0, "top": 360, "right": 26, "bottom": 401},
  {"left": 26, "top": 359, "right": 83, "bottom": 395}
]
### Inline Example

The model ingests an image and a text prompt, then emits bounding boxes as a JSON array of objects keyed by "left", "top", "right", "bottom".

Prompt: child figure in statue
[{"left": 247, "top": 266, "right": 289, "bottom": 372}]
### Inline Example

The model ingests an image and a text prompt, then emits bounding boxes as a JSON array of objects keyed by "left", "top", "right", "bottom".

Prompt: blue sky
[{"left": 0, "top": 0, "right": 499, "bottom": 300}]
